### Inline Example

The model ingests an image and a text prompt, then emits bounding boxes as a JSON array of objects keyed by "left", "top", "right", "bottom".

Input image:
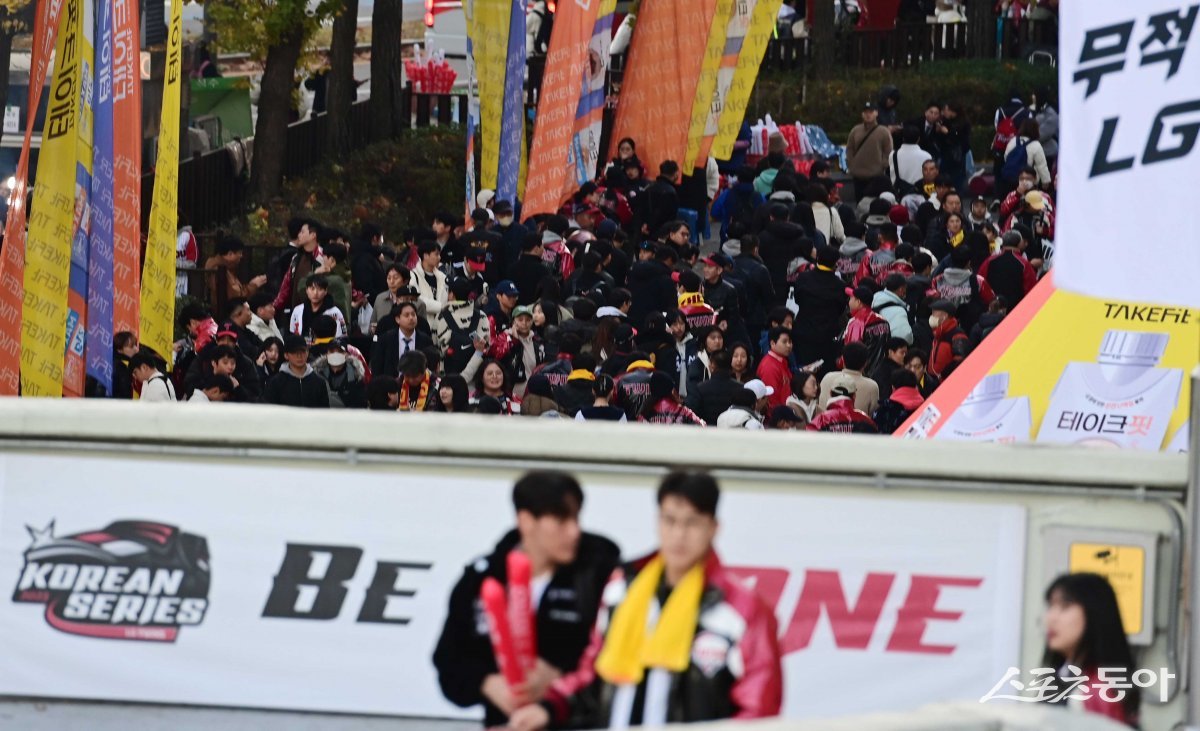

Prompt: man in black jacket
[
  {"left": 371, "top": 302, "right": 435, "bottom": 378},
  {"left": 507, "top": 234, "right": 554, "bottom": 307},
  {"left": 626, "top": 245, "right": 677, "bottom": 328},
  {"left": 686, "top": 351, "right": 745, "bottom": 424},
  {"left": 636, "top": 160, "right": 681, "bottom": 237},
  {"left": 494, "top": 199, "right": 529, "bottom": 272},
  {"left": 727, "top": 232, "right": 774, "bottom": 340},
  {"left": 700, "top": 253, "right": 749, "bottom": 346},
  {"left": 263, "top": 336, "right": 330, "bottom": 407},
  {"left": 756, "top": 204, "right": 808, "bottom": 305},
  {"left": 792, "top": 246, "right": 849, "bottom": 369},
  {"left": 433, "top": 471, "right": 620, "bottom": 728}
]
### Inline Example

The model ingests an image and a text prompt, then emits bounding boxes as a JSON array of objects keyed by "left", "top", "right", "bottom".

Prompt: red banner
[{"left": 111, "top": 0, "right": 142, "bottom": 336}]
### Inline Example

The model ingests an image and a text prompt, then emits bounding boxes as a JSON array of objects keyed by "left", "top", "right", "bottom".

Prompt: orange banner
[
  {"left": 111, "top": 0, "right": 142, "bottom": 336},
  {"left": 521, "top": 0, "right": 603, "bottom": 218},
  {"left": 608, "top": 0, "right": 719, "bottom": 177},
  {"left": 0, "top": 0, "right": 62, "bottom": 394}
]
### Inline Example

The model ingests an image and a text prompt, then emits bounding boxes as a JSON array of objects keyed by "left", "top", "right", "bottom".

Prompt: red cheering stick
[
  {"left": 506, "top": 551, "right": 538, "bottom": 675},
  {"left": 480, "top": 577, "right": 526, "bottom": 693}
]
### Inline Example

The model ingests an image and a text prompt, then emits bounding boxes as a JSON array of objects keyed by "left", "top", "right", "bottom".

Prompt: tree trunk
[
  {"left": 809, "top": 0, "right": 835, "bottom": 77},
  {"left": 370, "top": 0, "right": 404, "bottom": 141},
  {"left": 250, "top": 30, "right": 304, "bottom": 204},
  {"left": 967, "top": 0, "right": 996, "bottom": 60},
  {"left": 326, "top": 0, "right": 359, "bottom": 159}
]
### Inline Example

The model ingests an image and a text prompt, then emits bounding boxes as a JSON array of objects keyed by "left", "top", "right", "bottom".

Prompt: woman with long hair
[
  {"left": 575, "top": 374, "right": 627, "bottom": 422},
  {"left": 1041, "top": 573, "right": 1139, "bottom": 727},
  {"left": 256, "top": 337, "right": 284, "bottom": 383},
  {"left": 432, "top": 374, "right": 471, "bottom": 413},
  {"left": 729, "top": 342, "right": 754, "bottom": 384},
  {"left": 786, "top": 371, "right": 823, "bottom": 425},
  {"left": 591, "top": 316, "right": 619, "bottom": 362},
  {"left": 684, "top": 325, "right": 725, "bottom": 397},
  {"left": 471, "top": 359, "right": 518, "bottom": 414}
]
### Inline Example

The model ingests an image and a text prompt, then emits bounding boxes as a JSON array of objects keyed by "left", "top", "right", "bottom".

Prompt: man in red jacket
[
  {"left": 928, "top": 299, "right": 971, "bottom": 378},
  {"left": 807, "top": 385, "right": 878, "bottom": 433},
  {"left": 508, "top": 471, "right": 782, "bottom": 730},
  {"left": 755, "top": 326, "right": 794, "bottom": 409}
]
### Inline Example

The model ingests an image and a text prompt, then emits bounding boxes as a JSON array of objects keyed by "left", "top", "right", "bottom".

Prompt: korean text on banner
[
  {"left": 522, "top": 0, "right": 603, "bottom": 218},
  {"left": 683, "top": 0, "right": 735, "bottom": 172},
  {"left": 898, "top": 275, "right": 1196, "bottom": 453},
  {"left": 496, "top": 0, "right": 526, "bottom": 204},
  {"left": 568, "top": 0, "right": 616, "bottom": 190},
  {"left": 88, "top": 0, "right": 116, "bottom": 392},
  {"left": 711, "top": 0, "right": 782, "bottom": 160},
  {"left": 64, "top": 0, "right": 97, "bottom": 399},
  {"left": 1055, "top": 0, "right": 1200, "bottom": 308},
  {"left": 22, "top": 0, "right": 83, "bottom": 397},
  {"left": 140, "top": 0, "right": 183, "bottom": 365},
  {"left": 0, "top": 0, "right": 63, "bottom": 395},
  {"left": 111, "top": 0, "right": 142, "bottom": 335},
  {"left": 609, "top": 0, "right": 719, "bottom": 177},
  {"left": 467, "top": 0, "right": 509, "bottom": 192}
]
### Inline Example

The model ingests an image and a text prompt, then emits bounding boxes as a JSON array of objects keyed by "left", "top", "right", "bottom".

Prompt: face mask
[
  {"left": 497, "top": 216, "right": 514, "bottom": 227},
  {"left": 327, "top": 352, "right": 347, "bottom": 367},
  {"left": 928, "top": 315, "right": 942, "bottom": 329}
]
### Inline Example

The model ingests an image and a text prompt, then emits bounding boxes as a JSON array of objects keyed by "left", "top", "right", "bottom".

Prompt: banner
[
  {"left": 466, "top": 0, "right": 509, "bottom": 192},
  {"left": 111, "top": 0, "right": 142, "bottom": 337},
  {"left": 87, "top": 0, "right": 116, "bottom": 392},
  {"left": 568, "top": 0, "right": 616, "bottom": 189},
  {"left": 608, "top": 0, "right": 719, "bottom": 178},
  {"left": 898, "top": 276, "right": 1196, "bottom": 452},
  {"left": 1055, "top": 0, "right": 1200, "bottom": 308},
  {"left": 0, "top": 0, "right": 63, "bottom": 395},
  {"left": 710, "top": 0, "right": 782, "bottom": 160},
  {"left": 21, "top": 0, "right": 84, "bottom": 397},
  {"left": 522, "top": 0, "right": 603, "bottom": 218},
  {"left": 63, "top": 0, "right": 97, "bottom": 398},
  {"left": 0, "top": 452, "right": 1025, "bottom": 719},
  {"left": 683, "top": 0, "right": 735, "bottom": 172},
  {"left": 495, "top": 0, "right": 526, "bottom": 204},
  {"left": 140, "top": 0, "right": 183, "bottom": 365}
]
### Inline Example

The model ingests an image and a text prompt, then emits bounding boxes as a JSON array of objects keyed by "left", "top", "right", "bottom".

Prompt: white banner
[
  {"left": 0, "top": 453, "right": 1025, "bottom": 719},
  {"left": 1056, "top": 0, "right": 1200, "bottom": 307}
]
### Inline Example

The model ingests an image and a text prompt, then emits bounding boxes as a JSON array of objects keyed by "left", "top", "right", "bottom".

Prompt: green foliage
[
  {"left": 224, "top": 126, "right": 468, "bottom": 245},
  {"left": 201, "top": 0, "right": 339, "bottom": 61},
  {"left": 749, "top": 60, "right": 1058, "bottom": 161}
]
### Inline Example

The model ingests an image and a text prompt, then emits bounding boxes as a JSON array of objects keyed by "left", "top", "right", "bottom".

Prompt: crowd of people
[{"left": 106, "top": 86, "right": 1057, "bottom": 436}]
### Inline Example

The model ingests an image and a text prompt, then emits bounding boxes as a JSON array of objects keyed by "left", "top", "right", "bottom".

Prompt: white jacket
[
  {"left": 414, "top": 266, "right": 449, "bottom": 327},
  {"left": 812, "top": 202, "right": 845, "bottom": 244},
  {"left": 140, "top": 372, "right": 176, "bottom": 402},
  {"left": 289, "top": 305, "right": 347, "bottom": 338},
  {"left": 248, "top": 313, "right": 283, "bottom": 343},
  {"left": 889, "top": 144, "right": 932, "bottom": 186},
  {"left": 716, "top": 407, "right": 765, "bottom": 429},
  {"left": 1005, "top": 136, "right": 1051, "bottom": 188}
]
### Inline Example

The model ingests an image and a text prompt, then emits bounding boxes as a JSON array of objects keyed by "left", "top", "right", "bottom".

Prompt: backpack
[
  {"left": 753, "top": 168, "right": 779, "bottom": 196},
  {"left": 440, "top": 307, "right": 482, "bottom": 375},
  {"left": 860, "top": 316, "right": 893, "bottom": 376},
  {"left": 992, "top": 109, "right": 1019, "bottom": 155},
  {"left": 891, "top": 150, "right": 917, "bottom": 197},
  {"left": 1000, "top": 137, "right": 1030, "bottom": 183}
]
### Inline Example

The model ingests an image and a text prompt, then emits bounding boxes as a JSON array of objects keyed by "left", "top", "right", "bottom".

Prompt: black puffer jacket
[{"left": 757, "top": 220, "right": 806, "bottom": 304}]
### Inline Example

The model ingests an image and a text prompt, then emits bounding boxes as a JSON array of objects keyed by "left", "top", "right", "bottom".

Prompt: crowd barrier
[{"left": 0, "top": 400, "right": 1186, "bottom": 727}]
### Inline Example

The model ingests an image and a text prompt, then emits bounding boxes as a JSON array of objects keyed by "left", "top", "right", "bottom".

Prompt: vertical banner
[
  {"left": 710, "top": 0, "right": 783, "bottom": 160},
  {"left": 0, "top": 0, "right": 63, "bottom": 395},
  {"left": 111, "top": 0, "right": 142, "bottom": 336},
  {"left": 1055, "top": 0, "right": 1200, "bottom": 308},
  {"left": 608, "top": 0, "right": 719, "bottom": 177},
  {"left": 521, "top": 0, "right": 603, "bottom": 218},
  {"left": 495, "top": 0, "right": 526, "bottom": 204},
  {"left": 465, "top": 37, "right": 479, "bottom": 228},
  {"left": 568, "top": 0, "right": 617, "bottom": 189},
  {"left": 88, "top": 0, "right": 116, "bottom": 392},
  {"left": 22, "top": 0, "right": 83, "bottom": 397},
  {"left": 466, "top": 0, "right": 509, "bottom": 191},
  {"left": 140, "top": 0, "right": 183, "bottom": 365},
  {"left": 63, "top": 0, "right": 97, "bottom": 398},
  {"left": 683, "top": 0, "right": 736, "bottom": 172}
]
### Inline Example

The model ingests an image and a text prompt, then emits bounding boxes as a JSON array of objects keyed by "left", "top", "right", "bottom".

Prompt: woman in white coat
[{"left": 1004, "top": 118, "right": 1052, "bottom": 189}]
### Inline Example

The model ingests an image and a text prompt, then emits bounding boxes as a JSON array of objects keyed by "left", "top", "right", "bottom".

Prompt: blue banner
[
  {"left": 496, "top": 0, "right": 526, "bottom": 205},
  {"left": 87, "top": 0, "right": 115, "bottom": 391}
]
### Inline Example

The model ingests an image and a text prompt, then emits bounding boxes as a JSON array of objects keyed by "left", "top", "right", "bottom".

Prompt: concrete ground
[{"left": 0, "top": 698, "right": 479, "bottom": 731}]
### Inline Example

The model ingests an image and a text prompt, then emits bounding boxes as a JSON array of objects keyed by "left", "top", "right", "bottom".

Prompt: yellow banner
[
  {"left": 21, "top": 0, "right": 82, "bottom": 396},
  {"left": 140, "top": 0, "right": 183, "bottom": 365},
  {"left": 467, "top": 0, "right": 510, "bottom": 191},
  {"left": 712, "top": 0, "right": 782, "bottom": 160},
  {"left": 684, "top": 0, "right": 735, "bottom": 172}
]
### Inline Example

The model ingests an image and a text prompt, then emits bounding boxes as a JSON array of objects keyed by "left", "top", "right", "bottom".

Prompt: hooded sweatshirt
[
  {"left": 836, "top": 237, "right": 869, "bottom": 282},
  {"left": 263, "top": 364, "right": 331, "bottom": 408},
  {"left": 716, "top": 406, "right": 765, "bottom": 430}
]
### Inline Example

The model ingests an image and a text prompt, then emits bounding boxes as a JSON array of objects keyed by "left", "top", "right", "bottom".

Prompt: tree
[
  {"left": 205, "top": 0, "right": 338, "bottom": 204},
  {"left": 967, "top": 0, "right": 997, "bottom": 61},
  {"left": 0, "top": 1, "right": 35, "bottom": 127},
  {"left": 809, "top": 0, "right": 835, "bottom": 77},
  {"left": 370, "top": 0, "right": 404, "bottom": 142},
  {"left": 325, "top": 0, "right": 359, "bottom": 159}
]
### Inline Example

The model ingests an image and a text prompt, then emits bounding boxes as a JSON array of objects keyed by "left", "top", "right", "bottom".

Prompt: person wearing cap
[
  {"left": 819, "top": 342, "right": 880, "bottom": 415},
  {"left": 872, "top": 273, "right": 914, "bottom": 345},
  {"left": 977, "top": 230, "right": 1036, "bottom": 307},
  {"left": 312, "top": 339, "right": 368, "bottom": 408},
  {"left": 553, "top": 353, "right": 599, "bottom": 417},
  {"left": 492, "top": 199, "right": 528, "bottom": 271},
  {"left": 454, "top": 247, "right": 491, "bottom": 303},
  {"left": 263, "top": 335, "right": 331, "bottom": 408},
  {"left": 188, "top": 374, "right": 234, "bottom": 403},
  {"left": 1001, "top": 186, "right": 1054, "bottom": 271},
  {"left": 486, "top": 279, "right": 521, "bottom": 338},
  {"left": 842, "top": 285, "right": 891, "bottom": 356},
  {"left": 715, "top": 386, "right": 766, "bottom": 429},
  {"left": 459, "top": 209, "right": 504, "bottom": 285},
  {"left": 807, "top": 385, "right": 878, "bottom": 433},
  {"left": 376, "top": 301, "right": 437, "bottom": 378},
  {"left": 539, "top": 215, "right": 576, "bottom": 281},
  {"left": 493, "top": 304, "right": 547, "bottom": 399},
  {"left": 611, "top": 358, "right": 657, "bottom": 420},
  {"left": 415, "top": 241, "right": 450, "bottom": 328},
  {"left": 791, "top": 246, "right": 848, "bottom": 369},
  {"left": 699, "top": 252, "right": 745, "bottom": 337},
  {"left": 637, "top": 370, "right": 706, "bottom": 425},
  {"left": 755, "top": 326, "right": 793, "bottom": 410},
  {"left": 182, "top": 325, "right": 262, "bottom": 403},
  {"left": 927, "top": 298, "right": 971, "bottom": 378},
  {"left": 966, "top": 196, "right": 994, "bottom": 235},
  {"left": 846, "top": 101, "right": 894, "bottom": 195}
]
